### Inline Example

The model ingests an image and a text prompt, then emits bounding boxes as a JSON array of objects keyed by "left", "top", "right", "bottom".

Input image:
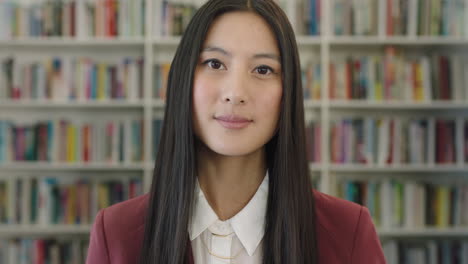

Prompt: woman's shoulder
[
  {"left": 101, "top": 193, "right": 150, "bottom": 232},
  {"left": 86, "top": 194, "right": 150, "bottom": 264},
  {"left": 313, "top": 189, "right": 364, "bottom": 240},
  {"left": 312, "top": 189, "right": 384, "bottom": 263}
]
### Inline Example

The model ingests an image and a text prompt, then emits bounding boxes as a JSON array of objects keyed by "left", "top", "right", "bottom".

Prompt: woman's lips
[{"left": 215, "top": 115, "right": 252, "bottom": 129}]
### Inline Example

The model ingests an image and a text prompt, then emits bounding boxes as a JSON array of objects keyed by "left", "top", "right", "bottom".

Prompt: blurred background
[{"left": 0, "top": 0, "right": 467, "bottom": 263}]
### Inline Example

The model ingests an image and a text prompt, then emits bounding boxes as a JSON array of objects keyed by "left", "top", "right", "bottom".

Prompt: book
[
  {"left": 0, "top": 175, "right": 142, "bottom": 226},
  {"left": 0, "top": 117, "right": 144, "bottom": 164},
  {"left": 0, "top": 55, "right": 144, "bottom": 102},
  {"left": 339, "top": 179, "right": 468, "bottom": 229},
  {"left": 383, "top": 239, "right": 468, "bottom": 264},
  {"left": 0, "top": 238, "right": 88, "bottom": 264},
  {"left": 330, "top": 116, "right": 462, "bottom": 165},
  {"left": 0, "top": 0, "right": 76, "bottom": 39},
  {"left": 329, "top": 49, "right": 467, "bottom": 102},
  {"left": 83, "top": 0, "right": 145, "bottom": 37}
]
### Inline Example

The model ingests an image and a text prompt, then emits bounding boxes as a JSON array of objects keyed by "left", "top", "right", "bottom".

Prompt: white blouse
[{"left": 188, "top": 173, "right": 269, "bottom": 264}]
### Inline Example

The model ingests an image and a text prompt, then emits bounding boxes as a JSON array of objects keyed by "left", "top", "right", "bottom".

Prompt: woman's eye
[
  {"left": 204, "top": 59, "right": 224, "bottom": 70},
  {"left": 255, "top": 65, "right": 274, "bottom": 75}
]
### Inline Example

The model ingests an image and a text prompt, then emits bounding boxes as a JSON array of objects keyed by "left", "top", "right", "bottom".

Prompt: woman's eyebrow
[
  {"left": 202, "top": 45, "right": 280, "bottom": 63},
  {"left": 202, "top": 46, "right": 231, "bottom": 56},
  {"left": 252, "top": 53, "right": 280, "bottom": 63}
]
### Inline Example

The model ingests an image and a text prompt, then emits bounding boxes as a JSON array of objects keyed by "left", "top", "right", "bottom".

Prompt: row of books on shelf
[
  {"left": 83, "top": 0, "right": 145, "bottom": 38},
  {"left": 1, "top": 0, "right": 468, "bottom": 39},
  {"left": 0, "top": 175, "right": 143, "bottom": 225},
  {"left": 339, "top": 179, "right": 468, "bottom": 229},
  {"left": 330, "top": 48, "right": 468, "bottom": 101},
  {"left": 158, "top": 0, "right": 198, "bottom": 36},
  {"left": 333, "top": 0, "right": 468, "bottom": 37},
  {"left": 330, "top": 117, "right": 468, "bottom": 165},
  {"left": 0, "top": 118, "right": 147, "bottom": 164},
  {"left": 0, "top": 0, "right": 145, "bottom": 39},
  {"left": 383, "top": 239, "right": 468, "bottom": 264},
  {"left": 296, "top": 0, "right": 321, "bottom": 36},
  {"left": 0, "top": 238, "right": 88, "bottom": 264},
  {"left": 0, "top": 0, "right": 77, "bottom": 38},
  {"left": 0, "top": 56, "right": 144, "bottom": 101}
]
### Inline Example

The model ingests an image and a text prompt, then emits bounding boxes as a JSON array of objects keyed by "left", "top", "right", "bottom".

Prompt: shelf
[
  {"left": 296, "top": 35, "right": 322, "bottom": 46},
  {"left": 0, "top": 37, "right": 145, "bottom": 47},
  {"left": 329, "top": 100, "right": 468, "bottom": 110},
  {"left": 329, "top": 36, "right": 468, "bottom": 46},
  {"left": 0, "top": 100, "right": 145, "bottom": 109},
  {"left": 3, "top": 36, "right": 466, "bottom": 47},
  {"left": 152, "top": 99, "right": 166, "bottom": 108},
  {"left": 0, "top": 162, "right": 146, "bottom": 171},
  {"left": 304, "top": 100, "right": 321, "bottom": 108},
  {"left": 330, "top": 164, "right": 468, "bottom": 173},
  {"left": 0, "top": 225, "right": 91, "bottom": 236},
  {"left": 309, "top": 163, "right": 322, "bottom": 172},
  {"left": 153, "top": 36, "right": 181, "bottom": 46},
  {"left": 378, "top": 228, "right": 468, "bottom": 238},
  {"left": 153, "top": 35, "right": 323, "bottom": 46}
]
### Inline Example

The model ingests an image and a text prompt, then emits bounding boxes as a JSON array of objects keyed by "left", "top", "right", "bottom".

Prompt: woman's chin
[{"left": 206, "top": 143, "right": 262, "bottom": 157}]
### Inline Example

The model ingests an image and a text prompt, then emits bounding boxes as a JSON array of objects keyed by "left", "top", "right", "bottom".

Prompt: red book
[
  {"left": 345, "top": 59, "right": 352, "bottom": 99},
  {"left": 35, "top": 240, "right": 45, "bottom": 264},
  {"left": 83, "top": 125, "right": 90, "bottom": 162},
  {"left": 354, "top": 60, "right": 361, "bottom": 99},
  {"left": 439, "top": 56, "right": 450, "bottom": 100},
  {"left": 386, "top": 0, "right": 393, "bottom": 35},
  {"left": 329, "top": 63, "right": 336, "bottom": 99},
  {"left": 386, "top": 120, "right": 394, "bottom": 164},
  {"left": 411, "top": 62, "right": 418, "bottom": 100}
]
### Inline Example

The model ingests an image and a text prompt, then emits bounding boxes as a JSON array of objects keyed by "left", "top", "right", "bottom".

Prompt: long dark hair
[{"left": 139, "top": 0, "right": 317, "bottom": 263}]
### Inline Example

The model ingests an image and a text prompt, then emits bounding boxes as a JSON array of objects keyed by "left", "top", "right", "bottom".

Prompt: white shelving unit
[{"left": 0, "top": 0, "right": 467, "bottom": 242}]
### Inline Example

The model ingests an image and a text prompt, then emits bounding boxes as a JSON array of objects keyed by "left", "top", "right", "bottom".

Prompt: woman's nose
[{"left": 221, "top": 69, "right": 248, "bottom": 105}]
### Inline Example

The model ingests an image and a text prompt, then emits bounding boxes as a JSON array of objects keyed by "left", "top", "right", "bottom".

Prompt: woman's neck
[{"left": 196, "top": 144, "right": 267, "bottom": 221}]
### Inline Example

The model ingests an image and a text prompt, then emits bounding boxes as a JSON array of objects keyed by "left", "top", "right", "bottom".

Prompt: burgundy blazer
[{"left": 86, "top": 190, "right": 386, "bottom": 264}]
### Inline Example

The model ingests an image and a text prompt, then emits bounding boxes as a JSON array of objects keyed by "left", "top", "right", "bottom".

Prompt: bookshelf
[{"left": 1, "top": 0, "right": 468, "bottom": 262}]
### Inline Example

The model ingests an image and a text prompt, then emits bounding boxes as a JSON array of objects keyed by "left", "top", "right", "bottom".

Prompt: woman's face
[{"left": 192, "top": 11, "right": 283, "bottom": 156}]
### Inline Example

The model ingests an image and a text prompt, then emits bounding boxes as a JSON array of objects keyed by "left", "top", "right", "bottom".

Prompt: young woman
[{"left": 86, "top": 0, "right": 386, "bottom": 263}]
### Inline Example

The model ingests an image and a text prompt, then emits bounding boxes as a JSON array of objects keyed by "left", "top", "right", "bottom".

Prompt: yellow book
[
  {"left": 67, "top": 124, "right": 76, "bottom": 162},
  {"left": 414, "top": 63, "right": 423, "bottom": 101},
  {"left": 312, "top": 72, "right": 321, "bottom": 100},
  {"left": 67, "top": 185, "right": 77, "bottom": 224},
  {"left": 98, "top": 184, "right": 110, "bottom": 210},
  {"left": 436, "top": 185, "right": 450, "bottom": 228},
  {"left": 98, "top": 63, "right": 106, "bottom": 100}
]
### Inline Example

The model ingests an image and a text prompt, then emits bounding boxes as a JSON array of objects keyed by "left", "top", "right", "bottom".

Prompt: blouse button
[{"left": 209, "top": 219, "right": 233, "bottom": 236}]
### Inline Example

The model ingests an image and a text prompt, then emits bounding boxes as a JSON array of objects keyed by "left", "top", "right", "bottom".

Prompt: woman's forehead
[{"left": 201, "top": 11, "right": 280, "bottom": 57}]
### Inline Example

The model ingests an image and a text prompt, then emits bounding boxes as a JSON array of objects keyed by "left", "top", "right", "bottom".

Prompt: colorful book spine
[
  {"left": 339, "top": 179, "right": 468, "bottom": 229},
  {"left": 0, "top": 176, "right": 142, "bottom": 225},
  {"left": 0, "top": 55, "right": 144, "bottom": 101},
  {"left": 0, "top": 238, "right": 88, "bottom": 264},
  {"left": 330, "top": 117, "right": 464, "bottom": 165},
  {"left": 329, "top": 49, "right": 467, "bottom": 102},
  {"left": 0, "top": 118, "right": 144, "bottom": 164}
]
